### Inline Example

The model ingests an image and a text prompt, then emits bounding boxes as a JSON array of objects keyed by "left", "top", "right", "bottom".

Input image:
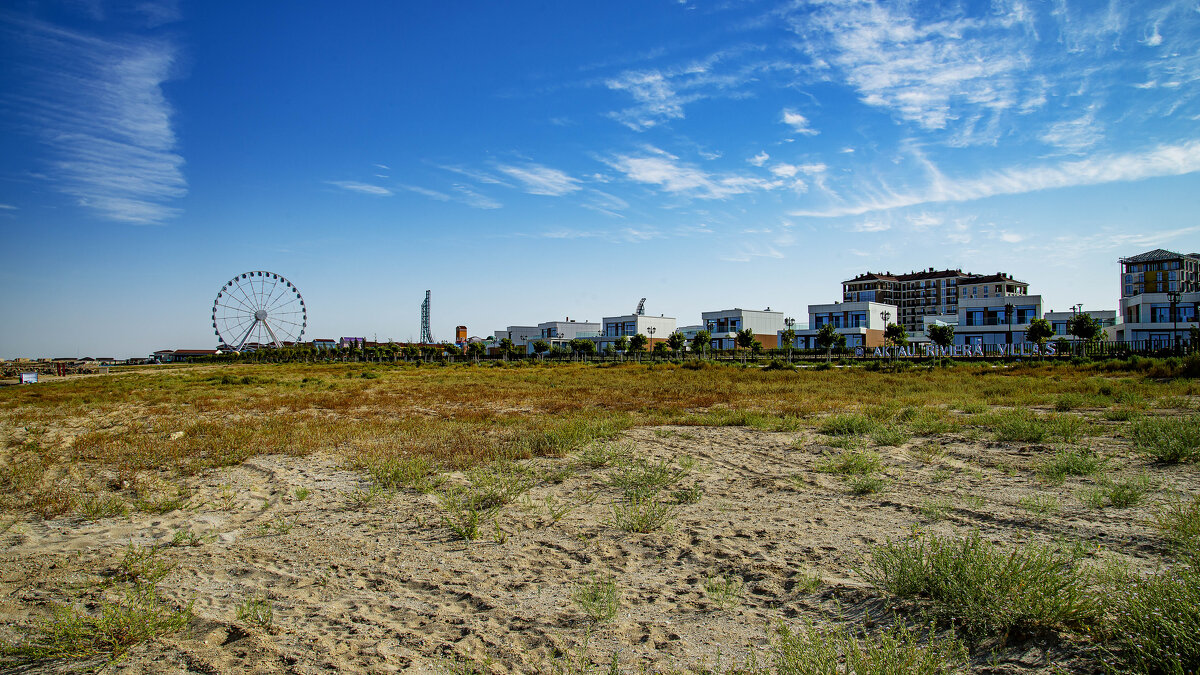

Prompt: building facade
[
  {"left": 843, "top": 267, "right": 1028, "bottom": 333},
  {"left": 954, "top": 295, "right": 1043, "bottom": 346},
  {"left": 701, "top": 308, "right": 785, "bottom": 349},
  {"left": 783, "top": 301, "right": 897, "bottom": 349},
  {"left": 595, "top": 313, "right": 676, "bottom": 351},
  {"left": 1118, "top": 249, "right": 1200, "bottom": 346}
]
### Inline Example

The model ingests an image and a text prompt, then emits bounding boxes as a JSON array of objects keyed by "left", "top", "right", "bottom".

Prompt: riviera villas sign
[{"left": 858, "top": 343, "right": 1059, "bottom": 358}]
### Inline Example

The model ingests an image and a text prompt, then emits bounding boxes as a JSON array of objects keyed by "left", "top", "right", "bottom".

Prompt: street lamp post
[
  {"left": 1004, "top": 303, "right": 1014, "bottom": 347},
  {"left": 646, "top": 326, "right": 656, "bottom": 361},
  {"left": 1168, "top": 289, "right": 1182, "bottom": 354}
]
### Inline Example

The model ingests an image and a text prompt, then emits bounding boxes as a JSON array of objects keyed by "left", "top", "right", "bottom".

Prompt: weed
[
  {"left": 436, "top": 486, "right": 496, "bottom": 541},
  {"left": 608, "top": 457, "right": 689, "bottom": 499},
  {"left": 1133, "top": 415, "right": 1200, "bottom": 462},
  {"left": 492, "top": 520, "right": 509, "bottom": 544},
  {"left": 293, "top": 486, "right": 310, "bottom": 501},
  {"left": 703, "top": 574, "right": 744, "bottom": 609},
  {"left": 236, "top": 594, "right": 273, "bottom": 630},
  {"left": 363, "top": 454, "right": 444, "bottom": 492},
  {"left": 988, "top": 410, "right": 1048, "bottom": 443},
  {"left": 918, "top": 498, "right": 953, "bottom": 521},
  {"left": 573, "top": 576, "right": 619, "bottom": 623},
  {"left": 256, "top": 516, "right": 295, "bottom": 536},
  {"left": 114, "top": 544, "right": 172, "bottom": 586},
  {"left": 670, "top": 484, "right": 703, "bottom": 505},
  {"left": 819, "top": 413, "right": 876, "bottom": 436},
  {"left": 134, "top": 489, "right": 188, "bottom": 515},
  {"left": 465, "top": 462, "right": 535, "bottom": 509},
  {"left": 816, "top": 449, "right": 882, "bottom": 475},
  {"left": 768, "top": 620, "right": 966, "bottom": 674},
  {"left": 1054, "top": 393, "right": 1085, "bottom": 411},
  {"left": 1155, "top": 493, "right": 1200, "bottom": 556},
  {"left": 1018, "top": 494, "right": 1060, "bottom": 515},
  {"left": 908, "top": 442, "right": 944, "bottom": 463},
  {"left": 610, "top": 495, "right": 674, "bottom": 533},
  {"left": 169, "top": 529, "right": 213, "bottom": 547},
  {"left": 542, "top": 494, "right": 575, "bottom": 523},
  {"left": 960, "top": 494, "right": 985, "bottom": 509},
  {"left": 862, "top": 531, "right": 1099, "bottom": 636},
  {"left": 956, "top": 401, "right": 987, "bottom": 415},
  {"left": 344, "top": 484, "right": 385, "bottom": 508},
  {"left": 848, "top": 475, "right": 888, "bottom": 495},
  {"left": 930, "top": 468, "right": 954, "bottom": 483},
  {"left": 1106, "top": 564, "right": 1200, "bottom": 674},
  {"left": 905, "top": 409, "right": 958, "bottom": 436},
  {"left": 792, "top": 571, "right": 822, "bottom": 594},
  {"left": 1035, "top": 448, "right": 1104, "bottom": 483},
  {"left": 1081, "top": 473, "right": 1154, "bottom": 508},
  {"left": 0, "top": 587, "right": 192, "bottom": 665},
  {"left": 1103, "top": 407, "right": 1143, "bottom": 422},
  {"left": 576, "top": 443, "right": 629, "bottom": 470},
  {"left": 870, "top": 426, "right": 911, "bottom": 447},
  {"left": 216, "top": 484, "right": 237, "bottom": 511},
  {"left": 79, "top": 494, "right": 127, "bottom": 521}
]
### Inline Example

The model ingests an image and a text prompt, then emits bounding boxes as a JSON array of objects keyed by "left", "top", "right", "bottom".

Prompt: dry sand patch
[{"left": 2, "top": 418, "right": 1191, "bottom": 673}]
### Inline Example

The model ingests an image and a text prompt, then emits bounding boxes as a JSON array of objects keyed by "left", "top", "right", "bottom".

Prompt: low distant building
[
  {"left": 1043, "top": 310, "right": 1120, "bottom": 341},
  {"left": 311, "top": 339, "right": 337, "bottom": 351},
  {"left": 595, "top": 313, "right": 676, "bottom": 351},
  {"left": 782, "top": 301, "right": 896, "bottom": 349},
  {"left": 702, "top": 308, "right": 786, "bottom": 349},
  {"left": 493, "top": 326, "right": 540, "bottom": 348}
]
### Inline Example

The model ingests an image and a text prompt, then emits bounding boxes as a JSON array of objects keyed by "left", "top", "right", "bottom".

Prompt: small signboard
[{"left": 19, "top": 372, "right": 38, "bottom": 384}]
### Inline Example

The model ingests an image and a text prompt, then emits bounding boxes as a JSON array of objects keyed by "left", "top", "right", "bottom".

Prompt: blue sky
[{"left": 2, "top": 0, "right": 1199, "bottom": 358}]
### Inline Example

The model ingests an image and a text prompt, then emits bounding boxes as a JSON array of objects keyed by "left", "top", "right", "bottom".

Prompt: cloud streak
[
  {"left": 497, "top": 163, "right": 582, "bottom": 196},
  {"left": 4, "top": 16, "right": 185, "bottom": 224},
  {"left": 791, "top": 140, "right": 1200, "bottom": 218},
  {"left": 329, "top": 181, "right": 392, "bottom": 196}
]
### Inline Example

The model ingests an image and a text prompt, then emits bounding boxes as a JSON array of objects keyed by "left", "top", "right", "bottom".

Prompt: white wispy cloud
[
  {"left": 496, "top": 163, "right": 582, "bottom": 196},
  {"left": 0, "top": 204, "right": 16, "bottom": 210},
  {"left": 851, "top": 220, "right": 891, "bottom": 233},
  {"left": 398, "top": 184, "right": 450, "bottom": 201},
  {"left": 5, "top": 16, "right": 185, "bottom": 224},
  {"left": 721, "top": 244, "right": 785, "bottom": 263},
  {"left": 781, "top": 109, "right": 818, "bottom": 135},
  {"left": 792, "top": 140, "right": 1200, "bottom": 218},
  {"left": 603, "top": 46, "right": 784, "bottom": 130},
  {"left": 1039, "top": 108, "right": 1103, "bottom": 153},
  {"left": 453, "top": 185, "right": 502, "bottom": 210},
  {"left": 785, "top": 2, "right": 1030, "bottom": 140},
  {"left": 605, "top": 147, "right": 780, "bottom": 199},
  {"left": 328, "top": 181, "right": 392, "bottom": 196},
  {"left": 748, "top": 151, "right": 769, "bottom": 166}
]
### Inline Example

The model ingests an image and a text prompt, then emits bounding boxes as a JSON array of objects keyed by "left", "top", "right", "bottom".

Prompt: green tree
[
  {"left": 466, "top": 341, "right": 486, "bottom": 363},
  {"left": 884, "top": 323, "right": 909, "bottom": 360},
  {"left": 1190, "top": 325, "right": 1200, "bottom": 349},
  {"left": 1025, "top": 318, "right": 1054, "bottom": 358},
  {"left": 629, "top": 333, "right": 648, "bottom": 362},
  {"left": 403, "top": 344, "right": 419, "bottom": 362},
  {"left": 443, "top": 343, "right": 462, "bottom": 360},
  {"left": 570, "top": 339, "right": 596, "bottom": 361},
  {"left": 927, "top": 324, "right": 955, "bottom": 350},
  {"left": 780, "top": 327, "right": 797, "bottom": 363},
  {"left": 652, "top": 342, "right": 669, "bottom": 358},
  {"left": 691, "top": 330, "right": 712, "bottom": 359},
  {"left": 666, "top": 331, "right": 686, "bottom": 358},
  {"left": 498, "top": 338, "right": 516, "bottom": 362},
  {"left": 750, "top": 339, "right": 763, "bottom": 358},
  {"left": 1068, "top": 313, "right": 1104, "bottom": 355},
  {"left": 532, "top": 340, "right": 550, "bottom": 359},
  {"left": 735, "top": 328, "right": 754, "bottom": 363},
  {"left": 614, "top": 335, "right": 630, "bottom": 360},
  {"left": 815, "top": 323, "right": 844, "bottom": 363}
]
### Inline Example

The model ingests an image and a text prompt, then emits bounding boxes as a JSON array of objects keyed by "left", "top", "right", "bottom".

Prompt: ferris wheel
[{"left": 212, "top": 271, "right": 306, "bottom": 350}]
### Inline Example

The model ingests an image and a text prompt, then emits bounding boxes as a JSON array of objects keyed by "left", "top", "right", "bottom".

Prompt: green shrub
[
  {"left": 870, "top": 426, "right": 911, "bottom": 447},
  {"left": 861, "top": 532, "right": 1099, "bottom": 636},
  {"left": 573, "top": 576, "right": 619, "bottom": 623},
  {"left": 1035, "top": 448, "right": 1104, "bottom": 483},
  {"left": 816, "top": 450, "right": 882, "bottom": 475},
  {"left": 769, "top": 620, "right": 966, "bottom": 674},
  {"left": 987, "top": 410, "right": 1048, "bottom": 443},
  {"left": 703, "top": 574, "right": 745, "bottom": 610},
  {"left": 1156, "top": 494, "right": 1200, "bottom": 556},
  {"left": 610, "top": 495, "right": 674, "bottom": 533},
  {"left": 1, "top": 587, "right": 191, "bottom": 665},
  {"left": 1106, "top": 565, "right": 1200, "bottom": 674},
  {"left": 1133, "top": 416, "right": 1200, "bottom": 462},
  {"left": 848, "top": 475, "right": 888, "bottom": 495},
  {"left": 819, "top": 414, "right": 877, "bottom": 436}
]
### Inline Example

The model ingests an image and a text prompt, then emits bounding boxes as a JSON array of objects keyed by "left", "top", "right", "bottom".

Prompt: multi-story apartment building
[
  {"left": 1119, "top": 249, "right": 1200, "bottom": 347},
  {"left": 844, "top": 268, "right": 1024, "bottom": 333},
  {"left": 782, "top": 301, "right": 897, "bottom": 349},
  {"left": 702, "top": 308, "right": 786, "bottom": 349}
]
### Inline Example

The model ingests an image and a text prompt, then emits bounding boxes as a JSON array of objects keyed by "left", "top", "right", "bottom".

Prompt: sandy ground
[{"left": 1, "top": 421, "right": 1195, "bottom": 673}]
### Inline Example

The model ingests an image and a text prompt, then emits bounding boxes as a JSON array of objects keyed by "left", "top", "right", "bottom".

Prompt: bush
[
  {"left": 819, "top": 414, "right": 876, "bottom": 436},
  {"left": 1133, "top": 415, "right": 1200, "bottom": 462},
  {"left": 861, "top": 532, "right": 1099, "bottom": 636},
  {"left": 816, "top": 450, "right": 882, "bottom": 475},
  {"left": 1156, "top": 494, "right": 1200, "bottom": 557},
  {"left": 769, "top": 620, "right": 966, "bottom": 675},
  {"left": 1035, "top": 448, "right": 1104, "bottom": 483},
  {"left": 1107, "top": 565, "right": 1200, "bottom": 674}
]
